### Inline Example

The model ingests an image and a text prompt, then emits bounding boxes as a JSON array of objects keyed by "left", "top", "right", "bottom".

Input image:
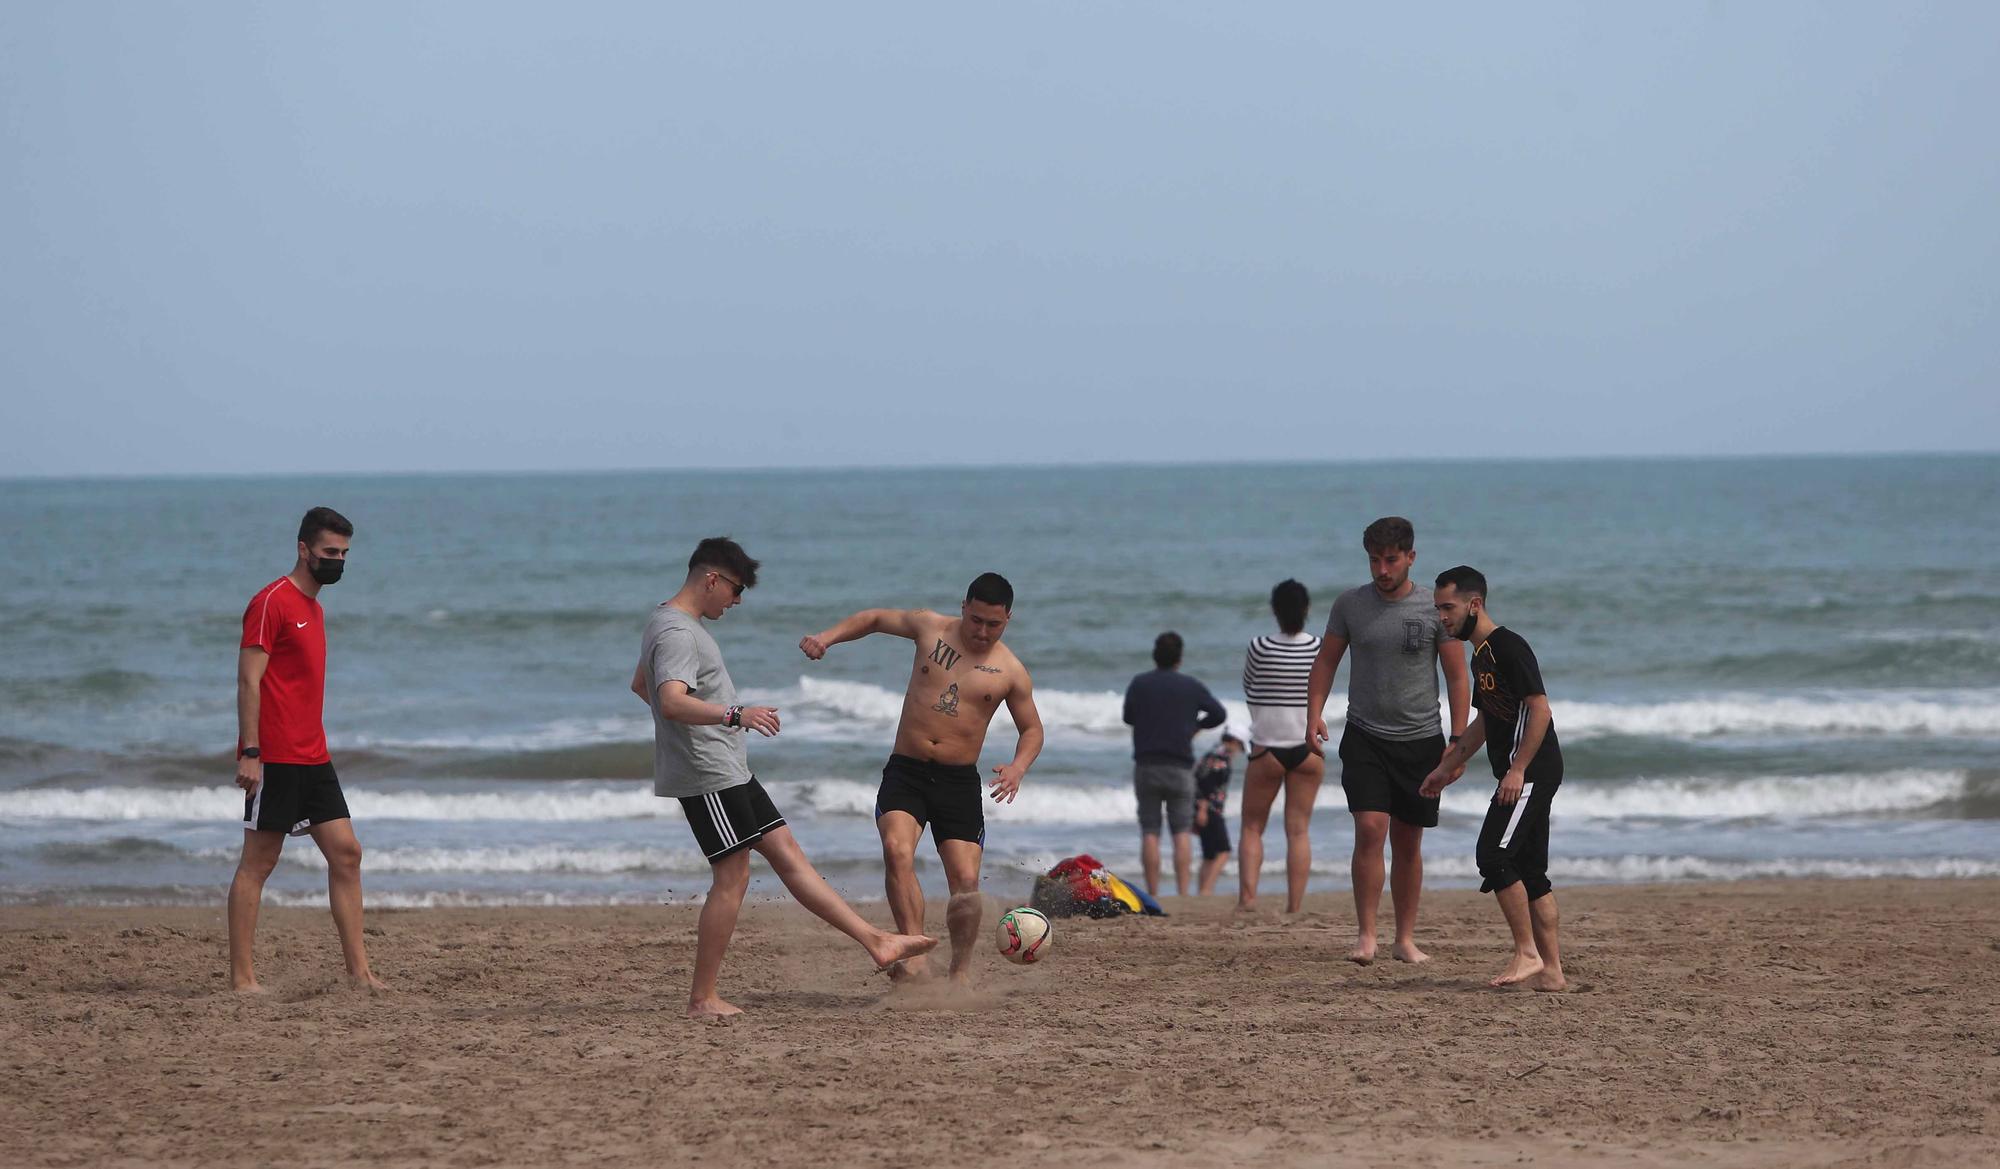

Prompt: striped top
[{"left": 1242, "top": 632, "right": 1321, "bottom": 747}]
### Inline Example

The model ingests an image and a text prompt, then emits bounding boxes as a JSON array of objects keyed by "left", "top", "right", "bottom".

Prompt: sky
[{"left": 2, "top": 2, "right": 1996, "bottom": 477}]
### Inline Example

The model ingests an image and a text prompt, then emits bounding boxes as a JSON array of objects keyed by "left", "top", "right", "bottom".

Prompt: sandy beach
[{"left": 3, "top": 878, "right": 1996, "bottom": 1168}]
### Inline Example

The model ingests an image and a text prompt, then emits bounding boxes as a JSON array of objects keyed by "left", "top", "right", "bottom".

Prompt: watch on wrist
[
  {"left": 240, "top": 747, "right": 261, "bottom": 760},
  {"left": 1448, "top": 735, "right": 1461, "bottom": 745}
]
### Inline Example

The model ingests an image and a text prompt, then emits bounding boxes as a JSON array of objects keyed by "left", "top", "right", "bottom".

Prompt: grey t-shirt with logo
[
  {"left": 1324, "top": 583, "right": 1446, "bottom": 741},
  {"left": 640, "top": 605, "right": 752, "bottom": 798}
]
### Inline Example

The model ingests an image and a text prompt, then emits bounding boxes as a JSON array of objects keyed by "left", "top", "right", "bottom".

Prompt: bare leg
[
  {"left": 227, "top": 830, "right": 285, "bottom": 992},
  {"left": 936, "top": 839, "right": 984, "bottom": 985},
  {"left": 1281, "top": 754, "right": 1325, "bottom": 914},
  {"left": 1388, "top": 818, "right": 1428, "bottom": 964},
  {"left": 1528, "top": 892, "right": 1565, "bottom": 991},
  {"left": 1198, "top": 851, "right": 1228, "bottom": 895},
  {"left": 877, "top": 812, "right": 931, "bottom": 979},
  {"left": 754, "top": 826, "right": 937, "bottom": 970},
  {"left": 1171, "top": 830, "right": 1193, "bottom": 898},
  {"left": 689, "top": 850, "right": 750, "bottom": 1017},
  {"left": 1349, "top": 811, "right": 1389, "bottom": 963},
  {"left": 1140, "top": 832, "right": 1163, "bottom": 897},
  {"left": 1236, "top": 753, "right": 1283, "bottom": 908},
  {"left": 308, "top": 820, "right": 383, "bottom": 989},
  {"left": 1489, "top": 881, "right": 1545, "bottom": 987}
]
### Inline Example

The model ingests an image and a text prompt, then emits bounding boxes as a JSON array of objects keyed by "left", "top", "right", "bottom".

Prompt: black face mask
[
  {"left": 309, "top": 555, "right": 345, "bottom": 586},
  {"left": 1453, "top": 611, "right": 1478, "bottom": 640}
]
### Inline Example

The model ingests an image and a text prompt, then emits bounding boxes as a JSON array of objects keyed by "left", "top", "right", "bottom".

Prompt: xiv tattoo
[{"left": 930, "top": 639, "right": 961, "bottom": 670}]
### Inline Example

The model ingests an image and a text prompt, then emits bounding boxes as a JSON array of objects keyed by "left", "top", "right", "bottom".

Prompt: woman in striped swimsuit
[{"left": 1237, "top": 579, "right": 1325, "bottom": 913}]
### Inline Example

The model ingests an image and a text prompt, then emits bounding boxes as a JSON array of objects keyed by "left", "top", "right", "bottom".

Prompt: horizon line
[{"left": 2, "top": 447, "right": 1996, "bottom": 485}]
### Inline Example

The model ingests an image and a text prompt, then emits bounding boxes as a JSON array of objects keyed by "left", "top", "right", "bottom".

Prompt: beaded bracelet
[{"left": 724, "top": 705, "right": 743, "bottom": 728}]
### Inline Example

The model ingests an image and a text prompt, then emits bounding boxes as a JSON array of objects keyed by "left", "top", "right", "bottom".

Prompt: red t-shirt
[{"left": 239, "top": 576, "right": 330, "bottom": 765}]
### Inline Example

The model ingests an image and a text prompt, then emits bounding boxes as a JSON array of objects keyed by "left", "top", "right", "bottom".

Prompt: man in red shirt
[{"left": 227, "top": 507, "right": 384, "bottom": 992}]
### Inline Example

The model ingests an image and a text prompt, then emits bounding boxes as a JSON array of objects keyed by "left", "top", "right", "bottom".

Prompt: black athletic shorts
[
  {"left": 1475, "top": 776, "right": 1560, "bottom": 900},
  {"left": 876, "top": 754, "right": 985, "bottom": 846},
  {"left": 1338, "top": 724, "right": 1445, "bottom": 828},
  {"left": 680, "top": 778, "right": 787, "bottom": 863},
  {"left": 1251, "top": 742, "right": 1314, "bottom": 772},
  {"left": 1197, "top": 807, "right": 1232, "bottom": 860},
  {"left": 243, "top": 761, "right": 351, "bottom": 837}
]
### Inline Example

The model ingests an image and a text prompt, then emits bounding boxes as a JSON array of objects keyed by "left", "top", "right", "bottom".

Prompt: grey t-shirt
[
  {"left": 639, "top": 605, "right": 752, "bottom": 798},
  {"left": 1324, "top": 583, "right": 1446, "bottom": 741}
]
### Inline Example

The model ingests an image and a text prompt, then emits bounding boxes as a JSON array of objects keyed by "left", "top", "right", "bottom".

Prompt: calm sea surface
[{"left": 2, "top": 457, "right": 1996, "bottom": 906}]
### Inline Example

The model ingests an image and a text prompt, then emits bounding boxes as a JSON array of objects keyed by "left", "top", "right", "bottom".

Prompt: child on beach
[{"left": 1193, "top": 726, "right": 1248, "bottom": 895}]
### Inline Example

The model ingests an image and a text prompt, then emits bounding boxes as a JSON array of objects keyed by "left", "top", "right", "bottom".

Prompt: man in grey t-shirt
[
  {"left": 1305, "top": 517, "right": 1470, "bottom": 966},
  {"left": 628, "top": 537, "right": 934, "bottom": 1019}
]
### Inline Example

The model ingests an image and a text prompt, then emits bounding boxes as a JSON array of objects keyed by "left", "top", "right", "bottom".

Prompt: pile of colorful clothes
[{"left": 1029, "top": 854, "right": 1167, "bottom": 918}]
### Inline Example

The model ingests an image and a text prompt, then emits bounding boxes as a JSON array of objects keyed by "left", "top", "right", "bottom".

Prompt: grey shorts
[{"left": 1134, "top": 762, "right": 1196, "bottom": 835}]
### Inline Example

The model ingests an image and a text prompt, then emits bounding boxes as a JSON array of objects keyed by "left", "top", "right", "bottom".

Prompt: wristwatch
[
  {"left": 1447, "top": 735, "right": 1461, "bottom": 745},
  {"left": 240, "top": 747, "right": 261, "bottom": 760}
]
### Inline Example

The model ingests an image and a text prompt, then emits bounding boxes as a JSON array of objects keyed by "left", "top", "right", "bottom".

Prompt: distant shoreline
[{"left": 4, "top": 448, "right": 1997, "bottom": 485}]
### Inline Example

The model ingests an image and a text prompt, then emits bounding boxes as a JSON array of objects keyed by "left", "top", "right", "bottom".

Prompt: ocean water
[{"left": 2, "top": 457, "right": 1996, "bottom": 908}]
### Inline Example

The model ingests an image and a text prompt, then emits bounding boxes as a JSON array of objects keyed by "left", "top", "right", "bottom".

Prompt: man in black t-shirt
[{"left": 1421, "top": 566, "right": 1567, "bottom": 992}]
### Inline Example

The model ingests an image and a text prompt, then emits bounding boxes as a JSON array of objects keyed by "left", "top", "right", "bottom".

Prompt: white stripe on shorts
[
  {"left": 1498, "top": 782, "right": 1535, "bottom": 849},
  {"left": 707, "top": 791, "right": 737, "bottom": 849}
]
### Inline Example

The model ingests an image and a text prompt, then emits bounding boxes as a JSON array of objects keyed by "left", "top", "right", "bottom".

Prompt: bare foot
[
  {"left": 1489, "top": 952, "right": 1544, "bottom": 988},
  {"left": 868, "top": 932, "right": 939, "bottom": 974},
  {"left": 1392, "top": 940, "right": 1430, "bottom": 965},
  {"left": 686, "top": 996, "right": 742, "bottom": 1020},
  {"left": 1347, "top": 937, "right": 1377, "bottom": 966},
  {"left": 231, "top": 980, "right": 266, "bottom": 994},
  {"left": 947, "top": 970, "right": 975, "bottom": 992},
  {"left": 347, "top": 971, "right": 388, "bottom": 991},
  {"left": 1529, "top": 968, "right": 1568, "bottom": 993}
]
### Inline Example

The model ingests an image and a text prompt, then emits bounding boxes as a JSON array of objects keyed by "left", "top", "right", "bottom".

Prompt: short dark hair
[
  {"left": 298, "top": 506, "right": 353, "bottom": 546},
  {"left": 1362, "top": 516, "right": 1414, "bottom": 553},
  {"left": 1270, "top": 579, "right": 1310, "bottom": 635},
  {"left": 1153, "top": 631, "right": 1184, "bottom": 669},
  {"left": 687, "top": 537, "right": 760, "bottom": 589},
  {"left": 1434, "top": 565, "right": 1487, "bottom": 600},
  {"left": 966, "top": 572, "right": 1013, "bottom": 611}
]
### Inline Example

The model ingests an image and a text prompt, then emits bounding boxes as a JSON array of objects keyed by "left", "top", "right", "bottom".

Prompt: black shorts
[
  {"left": 876, "top": 754, "right": 985, "bottom": 846},
  {"left": 680, "top": 778, "right": 787, "bottom": 863},
  {"left": 243, "top": 761, "right": 351, "bottom": 837},
  {"left": 1475, "top": 776, "right": 1561, "bottom": 900},
  {"left": 1251, "top": 742, "right": 1314, "bottom": 772},
  {"left": 1197, "top": 806, "right": 1232, "bottom": 859},
  {"left": 1338, "top": 724, "right": 1445, "bottom": 829}
]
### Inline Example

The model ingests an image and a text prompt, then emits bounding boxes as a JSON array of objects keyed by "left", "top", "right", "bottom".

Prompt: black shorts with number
[
  {"left": 1475, "top": 776, "right": 1561, "bottom": 900},
  {"left": 243, "top": 761, "right": 351, "bottom": 837},
  {"left": 1338, "top": 724, "right": 1445, "bottom": 828},
  {"left": 680, "top": 778, "right": 787, "bottom": 863},
  {"left": 876, "top": 754, "right": 985, "bottom": 846}
]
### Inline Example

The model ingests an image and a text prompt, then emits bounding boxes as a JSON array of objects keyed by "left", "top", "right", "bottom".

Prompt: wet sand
[{"left": 4, "top": 879, "right": 1996, "bottom": 1167}]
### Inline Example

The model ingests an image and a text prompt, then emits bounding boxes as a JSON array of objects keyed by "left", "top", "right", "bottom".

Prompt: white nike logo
[{"left": 296, "top": 621, "right": 309, "bottom": 628}]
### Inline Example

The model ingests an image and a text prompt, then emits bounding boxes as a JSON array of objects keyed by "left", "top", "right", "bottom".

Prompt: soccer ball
[{"left": 996, "top": 906, "right": 1052, "bottom": 964}]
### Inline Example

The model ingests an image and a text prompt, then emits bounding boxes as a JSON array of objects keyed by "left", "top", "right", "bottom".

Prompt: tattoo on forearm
[
  {"left": 932, "top": 682, "right": 961, "bottom": 718},
  {"left": 930, "top": 639, "right": 961, "bottom": 670}
]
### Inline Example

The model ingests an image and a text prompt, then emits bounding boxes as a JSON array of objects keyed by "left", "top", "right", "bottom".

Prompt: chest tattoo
[
  {"left": 974, "top": 665, "right": 1002, "bottom": 674},
  {"left": 930, "top": 639, "right": 962, "bottom": 670},
  {"left": 932, "top": 682, "right": 961, "bottom": 718}
]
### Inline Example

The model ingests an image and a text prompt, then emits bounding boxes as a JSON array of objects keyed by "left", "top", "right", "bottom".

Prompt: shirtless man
[{"left": 800, "top": 573, "right": 1044, "bottom": 984}]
